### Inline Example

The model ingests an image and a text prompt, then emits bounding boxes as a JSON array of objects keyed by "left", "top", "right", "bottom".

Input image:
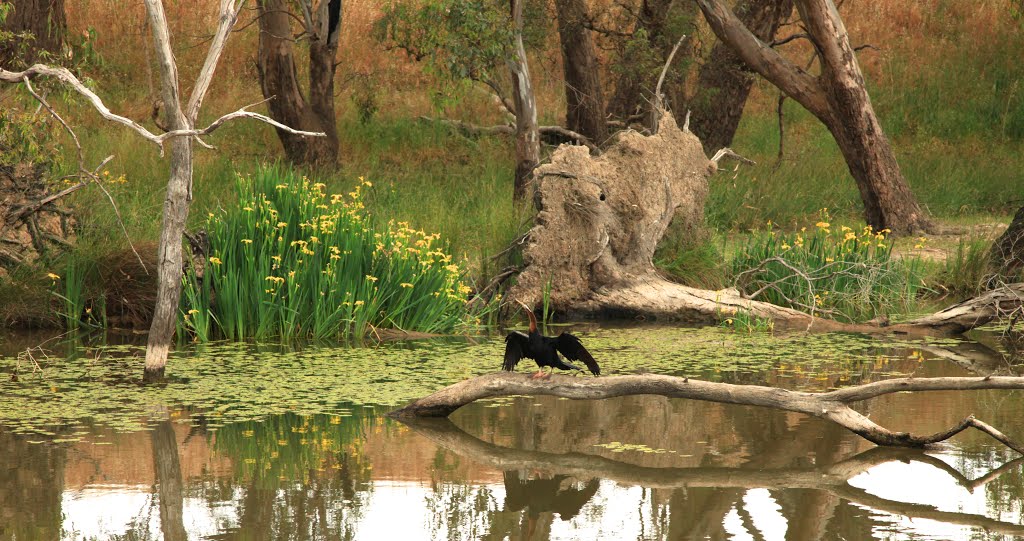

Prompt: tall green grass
[
  {"left": 732, "top": 211, "right": 925, "bottom": 322},
  {"left": 179, "top": 166, "right": 487, "bottom": 341}
]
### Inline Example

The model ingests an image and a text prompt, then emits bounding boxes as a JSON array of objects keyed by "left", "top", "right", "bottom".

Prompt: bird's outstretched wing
[
  {"left": 503, "top": 331, "right": 530, "bottom": 372},
  {"left": 555, "top": 333, "right": 600, "bottom": 375}
]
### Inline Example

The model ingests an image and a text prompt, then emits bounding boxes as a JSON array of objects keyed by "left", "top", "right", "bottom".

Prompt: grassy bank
[{"left": 2, "top": 0, "right": 1022, "bottom": 330}]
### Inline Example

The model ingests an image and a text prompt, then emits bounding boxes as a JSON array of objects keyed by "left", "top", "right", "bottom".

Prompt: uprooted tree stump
[
  {"left": 507, "top": 108, "right": 1024, "bottom": 333},
  {"left": 390, "top": 372, "right": 1024, "bottom": 454}
]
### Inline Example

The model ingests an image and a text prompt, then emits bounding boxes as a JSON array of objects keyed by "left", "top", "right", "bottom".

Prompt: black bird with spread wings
[{"left": 503, "top": 300, "right": 600, "bottom": 378}]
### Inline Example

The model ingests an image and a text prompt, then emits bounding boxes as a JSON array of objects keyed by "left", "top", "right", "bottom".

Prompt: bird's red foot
[{"left": 530, "top": 370, "right": 545, "bottom": 379}]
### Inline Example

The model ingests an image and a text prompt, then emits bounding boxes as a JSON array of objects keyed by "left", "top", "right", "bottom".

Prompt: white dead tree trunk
[
  {"left": 509, "top": 0, "right": 539, "bottom": 201},
  {"left": 1, "top": 0, "right": 324, "bottom": 380}
]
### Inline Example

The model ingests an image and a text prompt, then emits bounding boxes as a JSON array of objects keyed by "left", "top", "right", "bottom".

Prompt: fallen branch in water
[{"left": 389, "top": 372, "right": 1024, "bottom": 453}]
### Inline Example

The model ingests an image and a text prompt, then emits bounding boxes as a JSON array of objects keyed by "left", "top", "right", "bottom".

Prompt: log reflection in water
[{"left": 402, "top": 417, "right": 1024, "bottom": 538}]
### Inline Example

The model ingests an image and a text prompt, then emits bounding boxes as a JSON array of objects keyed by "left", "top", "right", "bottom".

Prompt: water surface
[{"left": 1, "top": 325, "right": 1023, "bottom": 540}]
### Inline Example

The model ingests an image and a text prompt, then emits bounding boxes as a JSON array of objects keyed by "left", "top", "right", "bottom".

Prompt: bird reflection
[{"left": 502, "top": 470, "right": 600, "bottom": 539}]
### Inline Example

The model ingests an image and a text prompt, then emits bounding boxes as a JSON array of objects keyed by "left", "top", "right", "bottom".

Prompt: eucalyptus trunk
[
  {"left": 256, "top": 0, "right": 341, "bottom": 165},
  {"left": 509, "top": 0, "right": 539, "bottom": 201},
  {"left": 696, "top": 0, "right": 932, "bottom": 234},
  {"left": 0, "top": 0, "right": 66, "bottom": 65},
  {"left": 687, "top": 0, "right": 793, "bottom": 153},
  {"left": 554, "top": 0, "right": 606, "bottom": 144},
  {"left": 143, "top": 0, "right": 192, "bottom": 380}
]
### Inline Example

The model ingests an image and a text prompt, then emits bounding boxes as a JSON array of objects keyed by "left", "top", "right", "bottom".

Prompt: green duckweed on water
[{"left": 0, "top": 325, "right": 986, "bottom": 440}]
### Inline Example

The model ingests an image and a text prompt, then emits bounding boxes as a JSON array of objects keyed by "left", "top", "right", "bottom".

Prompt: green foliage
[
  {"left": 719, "top": 310, "right": 774, "bottom": 334},
  {"left": 655, "top": 228, "right": 729, "bottom": 290},
  {"left": 926, "top": 236, "right": 994, "bottom": 299},
  {"left": 0, "top": 107, "right": 60, "bottom": 171},
  {"left": 47, "top": 257, "right": 105, "bottom": 332},
  {"left": 213, "top": 411, "right": 376, "bottom": 487},
  {"left": 179, "top": 166, "right": 485, "bottom": 341},
  {"left": 732, "top": 210, "right": 924, "bottom": 322},
  {"left": 376, "top": 0, "right": 511, "bottom": 108}
]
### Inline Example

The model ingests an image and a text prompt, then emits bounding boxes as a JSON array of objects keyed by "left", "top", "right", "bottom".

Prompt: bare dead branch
[
  {"left": 710, "top": 147, "right": 756, "bottom": 166},
  {"left": 770, "top": 32, "right": 811, "bottom": 47},
  {"left": 390, "top": 372, "right": 1024, "bottom": 454},
  {"left": 185, "top": 0, "right": 248, "bottom": 122},
  {"left": 0, "top": 65, "right": 325, "bottom": 156}
]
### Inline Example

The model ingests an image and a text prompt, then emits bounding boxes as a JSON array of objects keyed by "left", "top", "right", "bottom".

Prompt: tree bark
[
  {"left": 695, "top": 0, "right": 933, "bottom": 235},
  {"left": 143, "top": 0, "right": 192, "bottom": 380},
  {"left": 390, "top": 372, "right": 1024, "bottom": 455},
  {"left": 687, "top": 0, "right": 793, "bottom": 154},
  {"left": 988, "top": 205, "right": 1024, "bottom": 285},
  {"left": 0, "top": 0, "right": 66, "bottom": 66},
  {"left": 554, "top": 0, "right": 607, "bottom": 144},
  {"left": 509, "top": 0, "right": 539, "bottom": 201},
  {"left": 256, "top": 0, "right": 340, "bottom": 165}
]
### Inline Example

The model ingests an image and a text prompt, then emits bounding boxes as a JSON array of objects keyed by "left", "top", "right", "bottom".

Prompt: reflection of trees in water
[
  {"left": 423, "top": 481, "right": 501, "bottom": 540},
  {"left": 152, "top": 418, "right": 187, "bottom": 541},
  {"left": 405, "top": 410, "right": 1024, "bottom": 540},
  {"left": 208, "top": 410, "right": 379, "bottom": 540},
  {"left": 0, "top": 428, "right": 65, "bottom": 540}
]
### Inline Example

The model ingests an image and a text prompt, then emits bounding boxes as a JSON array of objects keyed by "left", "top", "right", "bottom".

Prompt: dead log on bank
[{"left": 390, "top": 372, "right": 1024, "bottom": 453}]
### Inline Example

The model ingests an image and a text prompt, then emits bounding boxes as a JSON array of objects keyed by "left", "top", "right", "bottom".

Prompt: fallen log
[
  {"left": 401, "top": 417, "right": 1024, "bottom": 536},
  {"left": 389, "top": 372, "right": 1024, "bottom": 453}
]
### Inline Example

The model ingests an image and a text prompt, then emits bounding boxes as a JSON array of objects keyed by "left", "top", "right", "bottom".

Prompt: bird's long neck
[{"left": 525, "top": 306, "right": 538, "bottom": 333}]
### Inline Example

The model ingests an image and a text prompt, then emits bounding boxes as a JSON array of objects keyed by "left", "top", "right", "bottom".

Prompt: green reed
[
  {"left": 732, "top": 210, "right": 924, "bottom": 322},
  {"left": 179, "top": 166, "right": 483, "bottom": 341}
]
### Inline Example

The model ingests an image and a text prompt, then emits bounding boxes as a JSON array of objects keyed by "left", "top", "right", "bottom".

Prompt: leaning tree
[
  {"left": 696, "top": 0, "right": 933, "bottom": 235},
  {"left": 1, "top": 0, "right": 323, "bottom": 379}
]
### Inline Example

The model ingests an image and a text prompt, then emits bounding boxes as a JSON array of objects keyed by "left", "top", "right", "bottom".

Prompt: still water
[{"left": 1, "top": 326, "right": 1023, "bottom": 540}]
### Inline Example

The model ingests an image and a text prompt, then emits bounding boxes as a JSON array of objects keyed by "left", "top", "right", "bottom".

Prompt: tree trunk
[
  {"left": 554, "top": 0, "right": 606, "bottom": 144},
  {"left": 509, "top": 0, "right": 539, "bottom": 201},
  {"left": 687, "top": 0, "right": 793, "bottom": 153},
  {"left": 695, "top": 0, "right": 932, "bottom": 235},
  {"left": 797, "top": 0, "right": 930, "bottom": 235},
  {"left": 145, "top": 136, "right": 191, "bottom": 379},
  {"left": 256, "top": 0, "right": 339, "bottom": 165},
  {"left": 988, "top": 205, "right": 1024, "bottom": 285},
  {"left": 143, "top": 0, "right": 191, "bottom": 379},
  {"left": 0, "top": 0, "right": 66, "bottom": 66}
]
